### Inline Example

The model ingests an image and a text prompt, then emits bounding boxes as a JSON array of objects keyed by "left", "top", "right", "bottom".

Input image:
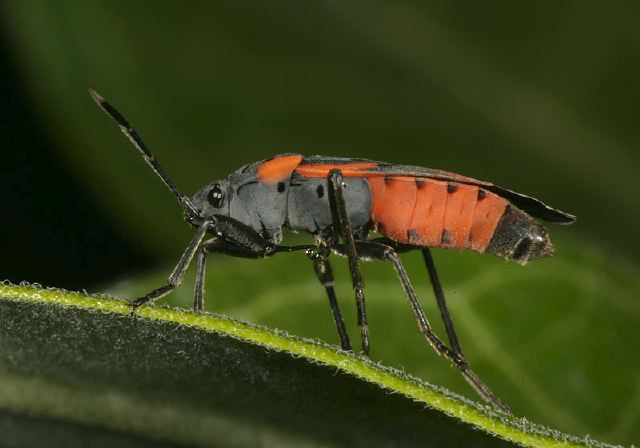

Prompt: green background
[{"left": 1, "top": 1, "right": 639, "bottom": 446}]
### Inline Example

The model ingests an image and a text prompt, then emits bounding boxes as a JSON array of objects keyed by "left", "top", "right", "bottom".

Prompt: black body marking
[
  {"left": 407, "top": 228, "right": 420, "bottom": 242},
  {"left": 512, "top": 238, "right": 532, "bottom": 262},
  {"left": 277, "top": 182, "right": 286, "bottom": 193},
  {"left": 316, "top": 184, "right": 324, "bottom": 198},
  {"left": 486, "top": 205, "right": 552, "bottom": 264}
]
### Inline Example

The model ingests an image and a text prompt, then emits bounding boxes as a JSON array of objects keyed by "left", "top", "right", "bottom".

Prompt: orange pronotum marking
[{"left": 257, "top": 155, "right": 304, "bottom": 184}]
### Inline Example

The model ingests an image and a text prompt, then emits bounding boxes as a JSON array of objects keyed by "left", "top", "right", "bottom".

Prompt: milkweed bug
[{"left": 89, "top": 89, "right": 575, "bottom": 413}]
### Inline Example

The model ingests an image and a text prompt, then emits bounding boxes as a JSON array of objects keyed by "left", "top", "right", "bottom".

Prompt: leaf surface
[{"left": 0, "top": 281, "right": 619, "bottom": 448}]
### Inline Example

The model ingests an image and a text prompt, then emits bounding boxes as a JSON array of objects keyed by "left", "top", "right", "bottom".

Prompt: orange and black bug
[{"left": 89, "top": 89, "right": 575, "bottom": 413}]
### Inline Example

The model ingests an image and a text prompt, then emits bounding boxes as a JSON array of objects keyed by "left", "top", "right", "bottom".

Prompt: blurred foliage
[
  {"left": 2, "top": 1, "right": 639, "bottom": 261},
  {"left": 1, "top": 1, "right": 639, "bottom": 447}
]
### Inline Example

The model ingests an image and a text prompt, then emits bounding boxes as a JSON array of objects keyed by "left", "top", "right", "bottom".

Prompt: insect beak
[
  {"left": 184, "top": 209, "right": 204, "bottom": 227},
  {"left": 184, "top": 211, "right": 218, "bottom": 237}
]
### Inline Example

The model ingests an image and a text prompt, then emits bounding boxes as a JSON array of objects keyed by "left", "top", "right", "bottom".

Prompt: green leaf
[
  {"left": 0, "top": 282, "right": 617, "bottom": 448},
  {"left": 104, "top": 235, "right": 639, "bottom": 446}
]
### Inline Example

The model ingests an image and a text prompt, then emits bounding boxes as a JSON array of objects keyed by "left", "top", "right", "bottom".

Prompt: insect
[{"left": 89, "top": 89, "right": 575, "bottom": 413}]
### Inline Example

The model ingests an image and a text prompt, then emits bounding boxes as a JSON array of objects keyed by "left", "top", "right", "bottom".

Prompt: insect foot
[{"left": 129, "top": 284, "right": 176, "bottom": 316}]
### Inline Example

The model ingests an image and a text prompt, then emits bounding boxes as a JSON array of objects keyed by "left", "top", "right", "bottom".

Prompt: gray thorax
[{"left": 191, "top": 161, "right": 372, "bottom": 245}]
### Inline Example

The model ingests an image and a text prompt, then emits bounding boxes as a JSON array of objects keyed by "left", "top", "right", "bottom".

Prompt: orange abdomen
[{"left": 368, "top": 177, "right": 508, "bottom": 252}]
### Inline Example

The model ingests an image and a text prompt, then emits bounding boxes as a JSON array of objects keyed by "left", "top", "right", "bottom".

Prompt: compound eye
[{"left": 207, "top": 184, "right": 224, "bottom": 208}]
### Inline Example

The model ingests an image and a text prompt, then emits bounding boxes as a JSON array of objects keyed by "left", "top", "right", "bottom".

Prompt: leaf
[
  {"left": 0, "top": 282, "right": 617, "bottom": 448},
  {"left": 105, "top": 235, "right": 640, "bottom": 446}
]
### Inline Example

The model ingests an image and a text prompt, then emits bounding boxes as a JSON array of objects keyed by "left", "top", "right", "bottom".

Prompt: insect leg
[
  {"left": 359, "top": 240, "right": 465, "bottom": 356},
  {"left": 307, "top": 247, "right": 352, "bottom": 352},
  {"left": 277, "top": 238, "right": 352, "bottom": 351},
  {"left": 193, "top": 238, "right": 282, "bottom": 312},
  {"left": 193, "top": 246, "right": 207, "bottom": 312},
  {"left": 327, "top": 169, "right": 370, "bottom": 357},
  {"left": 335, "top": 241, "right": 511, "bottom": 413},
  {"left": 131, "top": 222, "right": 211, "bottom": 314},
  {"left": 421, "top": 248, "right": 463, "bottom": 356}
]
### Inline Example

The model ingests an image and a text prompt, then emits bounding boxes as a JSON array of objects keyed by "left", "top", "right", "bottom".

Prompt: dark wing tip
[
  {"left": 544, "top": 209, "right": 576, "bottom": 225},
  {"left": 485, "top": 185, "right": 576, "bottom": 225}
]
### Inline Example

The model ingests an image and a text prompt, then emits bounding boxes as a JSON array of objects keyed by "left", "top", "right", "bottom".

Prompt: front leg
[
  {"left": 131, "top": 222, "right": 211, "bottom": 314},
  {"left": 193, "top": 238, "right": 277, "bottom": 312},
  {"left": 194, "top": 237, "right": 326, "bottom": 313},
  {"left": 133, "top": 216, "right": 274, "bottom": 314}
]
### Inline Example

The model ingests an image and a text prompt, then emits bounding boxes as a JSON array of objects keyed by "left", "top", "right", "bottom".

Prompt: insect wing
[{"left": 296, "top": 156, "right": 575, "bottom": 224}]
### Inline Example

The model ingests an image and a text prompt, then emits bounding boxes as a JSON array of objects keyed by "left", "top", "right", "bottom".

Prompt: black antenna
[{"left": 89, "top": 88, "right": 200, "bottom": 217}]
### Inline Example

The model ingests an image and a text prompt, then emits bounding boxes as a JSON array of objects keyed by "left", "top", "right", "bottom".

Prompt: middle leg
[
  {"left": 192, "top": 238, "right": 307, "bottom": 312},
  {"left": 327, "top": 169, "right": 370, "bottom": 357}
]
